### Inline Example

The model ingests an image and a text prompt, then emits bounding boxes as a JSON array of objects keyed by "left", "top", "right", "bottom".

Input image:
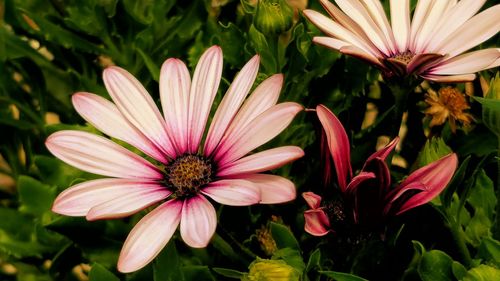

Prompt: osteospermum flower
[
  {"left": 46, "top": 46, "right": 304, "bottom": 273},
  {"left": 302, "top": 105, "right": 458, "bottom": 236},
  {"left": 304, "top": 0, "right": 500, "bottom": 82}
]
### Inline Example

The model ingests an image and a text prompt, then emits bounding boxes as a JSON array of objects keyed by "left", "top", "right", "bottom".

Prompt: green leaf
[
  {"left": 88, "top": 263, "right": 120, "bottom": 281},
  {"left": 272, "top": 248, "right": 305, "bottom": 273},
  {"left": 182, "top": 266, "right": 215, "bottom": 281},
  {"left": 462, "top": 264, "right": 500, "bottom": 281},
  {"left": 212, "top": 268, "right": 245, "bottom": 279},
  {"left": 34, "top": 155, "right": 89, "bottom": 188},
  {"left": 319, "top": 271, "right": 369, "bottom": 281},
  {"left": 305, "top": 248, "right": 321, "bottom": 273},
  {"left": 441, "top": 156, "right": 470, "bottom": 208},
  {"left": 17, "top": 175, "right": 56, "bottom": 217},
  {"left": 154, "top": 241, "right": 184, "bottom": 281},
  {"left": 477, "top": 237, "right": 500, "bottom": 267},
  {"left": 137, "top": 47, "right": 160, "bottom": 82},
  {"left": 248, "top": 24, "right": 277, "bottom": 73},
  {"left": 474, "top": 73, "right": 500, "bottom": 137},
  {"left": 414, "top": 137, "right": 452, "bottom": 169},
  {"left": 451, "top": 261, "right": 467, "bottom": 280},
  {"left": 270, "top": 222, "right": 300, "bottom": 250},
  {"left": 418, "top": 250, "right": 455, "bottom": 281},
  {"left": 464, "top": 170, "right": 496, "bottom": 247}
]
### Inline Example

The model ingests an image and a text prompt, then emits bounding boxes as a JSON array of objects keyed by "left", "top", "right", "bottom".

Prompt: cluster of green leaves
[{"left": 1, "top": 0, "right": 499, "bottom": 280}]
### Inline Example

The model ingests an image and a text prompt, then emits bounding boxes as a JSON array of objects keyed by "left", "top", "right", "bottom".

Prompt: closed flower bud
[
  {"left": 254, "top": 0, "right": 294, "bottom": 35},
  {"left": 244, "top": 259, "right": 299, "bottom": 281}
]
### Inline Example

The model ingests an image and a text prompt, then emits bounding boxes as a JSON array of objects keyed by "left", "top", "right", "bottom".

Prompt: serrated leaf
[
  {"left": 418, "top": 250, "right": 454, "bottom": 281},
  {"left": 88, "top": 263, "right": 120, "bottom": 281},
  {"left": 477, "top": 237, "right": 500, "bottom": 267},
  {"left": 462, "top": 264, "right": 500, "bottom": 281}
]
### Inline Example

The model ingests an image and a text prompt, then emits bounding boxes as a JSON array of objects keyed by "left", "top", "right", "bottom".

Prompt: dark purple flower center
[
  {"left": 391, "top": 51, "right": 415, "bottom": 64},
  {"left": 163, "top": 154, "right": 214, "bottom": 198}
]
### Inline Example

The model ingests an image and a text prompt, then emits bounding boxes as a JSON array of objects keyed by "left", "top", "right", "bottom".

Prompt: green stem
[
  {"left": 387, "top": 83, "right": 410, "bottom": 139},
  {"left": 494, "top": 136, "right": 500, "bottom": 240},
  {"left": 449, "top": 219, "right": 472, "bottom": 267}
]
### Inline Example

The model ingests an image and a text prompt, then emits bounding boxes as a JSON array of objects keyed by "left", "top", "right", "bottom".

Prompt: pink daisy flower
[
  {"left": 46, "top": 46, "right": 304, "bottom": 273},
  {"left": 304, "top": 0, "right": 500, "bottom": 82}
]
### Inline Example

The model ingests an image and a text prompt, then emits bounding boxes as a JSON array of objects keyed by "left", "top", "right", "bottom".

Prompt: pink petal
[
  {"left": 52, "top": 178, "right": 165, "bottom": 216},
  {"left": 241, "top": 174, "right": 296, "bottom": 204},
  {"left": 187, "top": 46, "right": 223, "bottom": 153},
  {"left": 427, "top": 48, "right": 500, "bottom": 75},
  {"left": 435, "top": 5, "right": 500, "bottom": 58},
  {"left": 360, "top": 0, "right": 397, "bottom": 54},
  {"left": 46, "top": 131, "right": 161, "bottom": 179},
  {"left": 345, "top": 171, "right": 376, "bottom": 194},
  {"left": 421, "top": 73, "right": 477, "bottom": 83},
  {"left": 303, "top": 9, "right": 379, "bottom": 56},
  {"left": 215, "top": 102, "right": 303, "bottom": 167},
  {"left": 365, "top": 137, "right": 399, "bottom": 163},
  {"left": 217, "top": 146, "right": 304, "bottom": 177},
  {"left": 312, "top": 37, "right": 385, "bottom": 68},
  {"left": 390, "top": 0, "right": 410, "bottom": 53},
  {"left": 180, "top": 195, "right": 217, "bottom": 248},
  {"left": 316, "top": 104, "right": 352, "bottom": 192},
  {"left": 204, "top": 55, "right": 260, "bottom": 156},
  {"left": 103, "top": 66, "right": 176, "bottom": 158},
  {"left": 86, "top": 188, "right": 171, "bottom": 220},
  {"left": 388, "top": 153, "right": 458, "bottom": 215},
  {"left": 72, "top": 92, "right": 167, "bottom": 163},
  {"left": 222, "top": 74, "right": 283, "bottom": 140},
  {"left": 201, "top": 179, "right": 260, "bottom": 206},
  {"left": 407, "top": 53, "right": 445, "bottom": 75},
  {"left": 304, "top": 209, "right": 331, "bottom": 236},
  {"left": 302, "top": 191, "right": 323, "bottom": 209},
  {"left": 425, "top": 0, "right": 487, "bottom": 53},
  {"left": 117, "top": 199, "right": 182, "bottom": 273},
  {"left": 333, "top": 0, "right": 391, "bottom": 55},
  {"left": 160, "top": 58, "right": 191, "bottom": 155}
]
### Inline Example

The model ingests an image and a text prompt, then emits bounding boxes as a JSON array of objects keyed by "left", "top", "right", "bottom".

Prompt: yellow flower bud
[
  {"left": 254, "top": 0, "right": 294, "bottom": 35},
  {"left": 244, "top": 259, "right": 299, "bottom": 281}
]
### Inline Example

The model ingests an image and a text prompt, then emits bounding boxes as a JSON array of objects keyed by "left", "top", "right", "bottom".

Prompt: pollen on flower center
[
  {"left": 392, "top": 51, "right": 415, "bottom": 64},
  {"left": 163, "top": 154, "right": 214, "bottom": 197}
]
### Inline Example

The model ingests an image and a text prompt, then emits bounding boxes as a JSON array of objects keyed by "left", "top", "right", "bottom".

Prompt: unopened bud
[
  {"left": 254, "top": 0, "right": 294, "bottom": 35},
  {"left": 244, "top": 259, "right": 299, "bottom": 281}
]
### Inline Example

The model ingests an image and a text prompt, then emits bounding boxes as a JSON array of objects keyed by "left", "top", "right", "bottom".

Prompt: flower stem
[
  {"left": 449, "top": 219, "right": 472, "bottom": 267},
  {"left": 387, "top": 82, "right": 410, "bottom": 138}
]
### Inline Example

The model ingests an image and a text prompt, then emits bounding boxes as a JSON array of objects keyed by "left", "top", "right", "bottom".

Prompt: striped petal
[
  {"left": 201, "top": 179, "right": 260, "bottom": 206},
  {"left": 386, "top": 153, "right": 458, "bottom": 215},
  {"left": 409, "top": 0, "right": 433, "bottom": 51},
  {"left": 46, "top": 130, "right": 161, "bottom": 179},
  {"left": 180, "top": 195, "right": 217, "bottom": 248},
  {"left": 436, "top": 5, "right": 500, "bottom": 58},
  {"left": 160, "top": 58, "right": 191, "bottom": 155},
  {"left": 52, "top": 178, "right": 166, "bottom": 217},
  {"left": 215, "top": 102, "right": 303, "bottom": 167},
  {"left": 427, "top": 49, "right": 500, "bottom": 75},
  {"left": 421, "top": 73, "right": 477, "bottom": 83},
  {"left": 187, "top": 46, "right": 223, "bottom": 153},
  {"left": 242, "top": 174, "right": 296, "bottom": 204},
  {"left": 103, "top": 66, "right": 176, "bottom": 158},
  {"left": 390, "top": 0, "right": 410, "bottom": 53},
  {"left": 117, "top": 199, "right": 182, "bottom": 273},
  {"left": 217, "top": 146, "right": 304, "bottom": 177},
  {"left": 204, "top": 55, "right": 260, "bottom": 156},
  {"left": 304, "top": 209, "right": 331, "bottom": 236},
  {"left": 360, "top": 0, "right": 396, "bottom": 54},
  {"left": 413, "top": 0, "right": 450, "bottom": 54},
  {"left": 302, "top": 191, "right": 322, "bottom": 209},
  {"left": 316, "top": 104, "right": 352, "bottom": 192},
  {"left": 72, "top": 92, "right": 166, "bottom": 163}
]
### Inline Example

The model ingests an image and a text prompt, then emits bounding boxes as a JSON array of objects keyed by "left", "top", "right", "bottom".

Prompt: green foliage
[{"left": 89, "top": 263, "right": 120, "bottom": 281}]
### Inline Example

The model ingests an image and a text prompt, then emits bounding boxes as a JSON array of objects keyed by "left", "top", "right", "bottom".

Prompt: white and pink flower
[
  {"left": 46, "top": 46, "right": 303, "bottom": 273},
  {"left": 304, "top": 0, "right": 500, "bottom": 82}
]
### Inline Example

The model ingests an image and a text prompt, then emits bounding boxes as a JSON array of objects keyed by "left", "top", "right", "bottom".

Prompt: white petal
[
  {"left": 421, "top": 73, "right": 477, "bottom": 83},
  {"left": 215, "top": 102, "right": 303, "bottom": 167},
  {"left": 334, "top": 0, "right": 391, "bottom": 55},
  {"left": 180, "top": 195, "right": 217, "bottom": 248},
  {"left": 390, "top": 0, "right": 410, "bottom": 52},
  {"left": 52, "top": 178, "right": 166, "bottom": 216},
  {"left": 117, "top": 199, "right": 182, "bottom": 273},
  {"left": 187, "top": 46, "right": 223, "bottom": 153},
  {"left": 428, "top": 48, "right": 500, "bottom": 75},
  {"left": 242, "top": 174, "right": 296, "bottom": 204},
  {"left": 409, "top": 0, "right": 433, "bottom": 51},
  {"left": 201, "top": 179, "right": 260, "bottom": 206},
  {"left": 72, "top": 92, "right": 167, "bottom": 163},
  {"left": 204, "top": 55, "right": 260, "bottom": 156},
  {"left": 103, "top": 66, "right": 176, "bottom": 158},
  {"left": 160, "top": 58, "right": 191, "bottom": 155},
  {"left": 360, "top": 0, "right": 397, "bottom": 54},
  {"left": 413, "top": 0, "right": 450, "bottom": 54},
  {"left": 425, "top": 0, "right": 487, "bottom": 53},
  {"left": 436, "top": 5, "right": 500, "bottom": 58},
  {"left": 217, "top": 146, "right": 304, "bottom": 177},
  {"left": 46, "top": 130, "right": 161, "bottom": 179},
  {"left": 86, "top": 187, "right": 170, "bottom": 220}
]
